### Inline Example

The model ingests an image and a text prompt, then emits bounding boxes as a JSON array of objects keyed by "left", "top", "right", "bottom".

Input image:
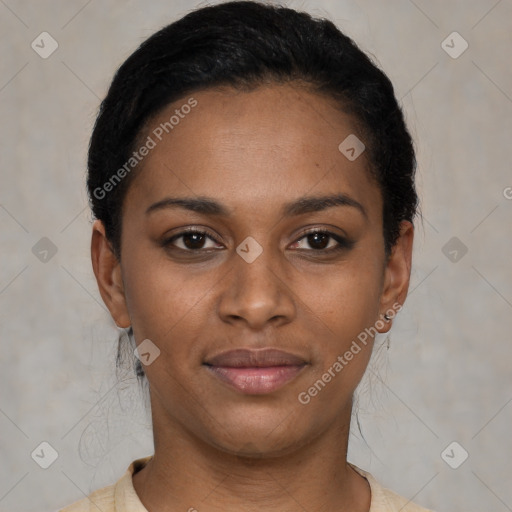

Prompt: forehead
[{"left": 124, "top": 84, "right": 381, "bottom": 220}]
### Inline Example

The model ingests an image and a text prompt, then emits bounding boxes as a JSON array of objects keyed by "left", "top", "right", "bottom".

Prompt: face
[{"left": 92, "top": 83, "right": 413, "bottom": 457}]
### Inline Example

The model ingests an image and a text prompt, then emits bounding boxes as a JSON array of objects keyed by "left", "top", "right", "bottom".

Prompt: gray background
[{"left": 1, "top": 1, "right": 511, "bottom": 511}]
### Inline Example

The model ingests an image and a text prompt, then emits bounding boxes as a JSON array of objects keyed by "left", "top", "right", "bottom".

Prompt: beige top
[{"left": 60, "top": 456, "right": 435, "bottom": 512}]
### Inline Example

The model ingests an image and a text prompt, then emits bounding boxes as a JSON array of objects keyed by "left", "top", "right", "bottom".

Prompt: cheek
[
  {"left": 121, "top": 246, "right": 211, "bottom": 343},
  {"left": 298, "top": 268, "right": 380, "bottom": 408},
  {"left": 122, "top": 261, "right": 209, "bottom": 390},
  {"left": 297, "top": 256, "right": 383, "bottom": 397},
  {"left": 303, "top": 258, "right": 383, "bottom": 335}
]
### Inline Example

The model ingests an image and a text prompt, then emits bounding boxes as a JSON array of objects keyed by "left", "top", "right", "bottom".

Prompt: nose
[{"left": 217, "top": 243, "right": 296, "bottom": 330}]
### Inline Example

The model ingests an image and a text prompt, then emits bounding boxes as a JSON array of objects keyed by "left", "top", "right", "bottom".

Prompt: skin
[{"left": 91, "top": 83, "right": 413, "bottom": 512}]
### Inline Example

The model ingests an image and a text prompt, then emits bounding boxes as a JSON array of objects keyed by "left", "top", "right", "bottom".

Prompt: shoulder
[
  {"left": 350, "top": 463, "right": 436, "bottom": 512},
  {"left": 58, "top": 456, "right": 152, "bottom": 512},
  {"left": 59, "top": 483, "right": 115, "bottom": 511},
  {"left": 375, "top": 484, "right": 435, "bottom": 512}
]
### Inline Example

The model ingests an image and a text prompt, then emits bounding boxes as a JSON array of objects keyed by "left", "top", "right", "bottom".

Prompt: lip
[{"left": 204, "top": 348, "right": 308, "bottom": 395}]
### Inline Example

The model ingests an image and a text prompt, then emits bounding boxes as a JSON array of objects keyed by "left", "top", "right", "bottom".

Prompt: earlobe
[
  {"left": 90, "top": 219, "right": 131, "bottom": 328},
  {"left": 377, "top": 220, "right": 414, "bottom": 333}
]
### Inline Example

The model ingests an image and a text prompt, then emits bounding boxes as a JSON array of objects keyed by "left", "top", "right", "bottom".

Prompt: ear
[
  {"left": 90, "top": 219, "right": 131, "bottom": 328},
  {"left": 377, "top": 220, "right": 414, "bottom": 333}
]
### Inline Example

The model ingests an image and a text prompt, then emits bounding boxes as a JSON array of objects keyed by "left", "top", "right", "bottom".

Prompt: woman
[{"left": 61, "top": 1, "right": 434, "bottom": 510}]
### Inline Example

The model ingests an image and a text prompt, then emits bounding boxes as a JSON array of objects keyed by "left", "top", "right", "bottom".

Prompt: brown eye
[
  {"left": 305, "top": 232, "right": 331, "bottom": 250},
  {"left": 181, "top": 232, "right": 208, "bottom": 250},
  {"left": 291, "top": 230, "right": 354, "bottom": 252},
  {"left": 163, "top": 229, "right": 223, "bottom": 252}
]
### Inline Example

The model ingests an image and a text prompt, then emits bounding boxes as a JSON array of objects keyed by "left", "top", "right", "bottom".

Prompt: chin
[
  {"left": 213, "top": 434, "right": 305, "bottom": 460},
  {"left": 198, "top": 408, "right": 316, "bottom": 459}
]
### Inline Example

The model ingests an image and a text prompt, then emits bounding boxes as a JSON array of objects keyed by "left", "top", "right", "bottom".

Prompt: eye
[
  {"left": 162, "top": 227, "right": 354, "bottom": 254},
  {"left": 162, "top": 228, "right": 223, "bottom": 251},
  {"left": 290, "top": 229, "right": 354, "bottom": 252}
]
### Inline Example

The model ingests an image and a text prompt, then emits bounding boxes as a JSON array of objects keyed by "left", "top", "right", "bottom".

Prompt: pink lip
[{"left": 204, "top": 348, "right": 308, "bottom": 394}]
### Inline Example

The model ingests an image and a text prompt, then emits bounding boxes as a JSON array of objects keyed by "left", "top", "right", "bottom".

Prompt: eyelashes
[
  {"left": 290, "top": 229, "right": 355, "bottom": 252},
  {"left": 161, "top": 227, "right": 355, "bottom": 255},
  {"left": 163, "top": 228, "right": 222, "bottom": 252}
]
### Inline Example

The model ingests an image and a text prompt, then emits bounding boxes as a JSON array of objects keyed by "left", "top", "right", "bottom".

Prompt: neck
[{"left": 132, "top": 398, "right": 371, "bottom": 512}]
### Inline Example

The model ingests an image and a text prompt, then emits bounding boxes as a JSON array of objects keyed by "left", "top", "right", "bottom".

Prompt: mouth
[{"left": 203, "top": 348, "right": 308, "bottom": 395}]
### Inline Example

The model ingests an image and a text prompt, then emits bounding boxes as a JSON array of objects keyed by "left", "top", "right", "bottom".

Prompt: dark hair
[
  {"left": 87, "top": 0, "right": 418, "bottom": 262},
  {"left": 87, "top": 1, "right": 418, "bottom": 378}
]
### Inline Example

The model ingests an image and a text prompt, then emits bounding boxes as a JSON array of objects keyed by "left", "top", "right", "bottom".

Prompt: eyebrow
[{"left": 145, "top": 193, "right": 367, "bottom": 219}]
